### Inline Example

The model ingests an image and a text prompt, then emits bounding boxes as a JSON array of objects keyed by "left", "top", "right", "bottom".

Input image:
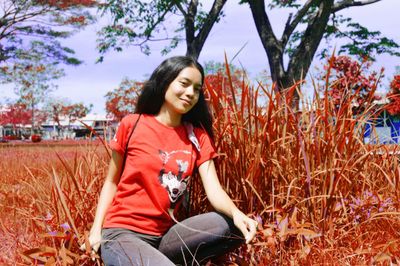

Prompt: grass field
[
  {"left": 0, "top": 140, "right": 109, "bottom": 265},
  {"left": 1, "top": 65, "right": 400, "bottom": 264}
]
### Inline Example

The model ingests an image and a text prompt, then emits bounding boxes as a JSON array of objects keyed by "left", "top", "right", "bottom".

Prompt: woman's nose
[{"left": 185, "top": 85, "right": 195, "bottom": 97}]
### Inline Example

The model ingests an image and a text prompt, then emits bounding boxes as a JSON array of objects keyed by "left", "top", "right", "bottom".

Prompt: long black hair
[{"left": 135, "top": 56, "right": 214, "bottom": 140}]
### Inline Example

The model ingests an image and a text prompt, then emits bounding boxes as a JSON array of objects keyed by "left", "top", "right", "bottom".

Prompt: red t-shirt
[{"left": 103, "top": 114, "right": 217, "bottom": 235}]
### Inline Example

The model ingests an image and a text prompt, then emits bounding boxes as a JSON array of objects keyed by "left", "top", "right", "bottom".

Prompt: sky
[{"left": 1, "top": 0, "right": 400, "bottom": 115}]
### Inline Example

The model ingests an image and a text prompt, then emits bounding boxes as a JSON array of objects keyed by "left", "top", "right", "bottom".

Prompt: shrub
[{"left": 31, "top": 134, "right": 42, "bottom": 142}]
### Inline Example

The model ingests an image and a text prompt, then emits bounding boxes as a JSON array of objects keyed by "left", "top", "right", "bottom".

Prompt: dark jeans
[{"left": 100, "top": 212, "right": 244, "bottom": 265}]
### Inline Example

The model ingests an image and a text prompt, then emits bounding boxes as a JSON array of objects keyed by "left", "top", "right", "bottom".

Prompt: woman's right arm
[{"left": 82, "top": 150, "right": 123, "bottom": 253}]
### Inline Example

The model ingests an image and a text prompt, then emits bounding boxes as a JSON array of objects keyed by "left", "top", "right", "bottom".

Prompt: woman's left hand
[{"left": 232, "top": 209, "right": 258, "bottom": 244}]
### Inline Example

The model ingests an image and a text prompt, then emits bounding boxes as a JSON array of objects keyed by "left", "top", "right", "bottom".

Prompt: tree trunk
[
  {"left": 247, "top": 0, "right": 285, "bottom": 88},
  {"left": 184, "top": 0, "right": 227, "bottom": 59},
  {"left": 248, "top": 0, "right": 334, "bottom": 107},
  {"left": 31, "top": 101, "right": 35, "bottom": 135},
  {"left": 286, "top": 0, "right": 334, "bottom": 87},
  {"left": 186, "top": 42, "right": 200, "bottom": 60}
]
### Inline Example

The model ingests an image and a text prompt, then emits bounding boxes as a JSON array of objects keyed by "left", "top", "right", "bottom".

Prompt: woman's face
[{"left": 162, "top": 66, "right": 203, "bottom": 116}]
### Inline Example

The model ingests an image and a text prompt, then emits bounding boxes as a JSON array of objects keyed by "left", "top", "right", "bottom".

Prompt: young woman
[{"left": 84, "top": 56, "right": 258, "bottom": 265}]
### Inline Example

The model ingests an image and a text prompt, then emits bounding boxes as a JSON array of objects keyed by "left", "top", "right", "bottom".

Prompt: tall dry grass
[
  {"left": 190, "top": 59, "right": 400, "bottom": 264},
  {"left": 0, "top": 141, "right": 109, "bottom": 265},
  {"left": 1, "top": 58, "right": 400, "bottom": 265}
]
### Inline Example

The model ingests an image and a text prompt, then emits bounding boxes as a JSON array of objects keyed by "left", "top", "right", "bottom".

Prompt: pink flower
[{"left": 60, "top": 222, "right": 71, "bottom": 231}]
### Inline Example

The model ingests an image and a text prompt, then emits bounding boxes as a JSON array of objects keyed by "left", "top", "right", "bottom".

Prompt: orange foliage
[
  {"left": 63, "top": 15, "right": 87, "bottom": 25},
  {"left": 385, "top": 75, "right": 400, "bottom": 115},
  {"left": 105, "top": 79, "right": 142, "bottom": 121},
  {"left": 325, "top": 55, "right": 382, "bottom": 114},
  {"left": 0, "top": 103, "right": 31, "bottom": 126},
  {"left": 37, "top": 0, "right": 97, "bottom": 8}
]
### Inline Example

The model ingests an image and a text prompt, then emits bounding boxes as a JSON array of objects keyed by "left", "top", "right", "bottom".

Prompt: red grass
[
  {"left": 0, "top": 141, "right": 108, "bottom": 265},
  {"left": 1, "top": 60, "right": 400, "bottom": 264},
  {"left": 193, "top": 59, "right": 400, "bottom": 265}
]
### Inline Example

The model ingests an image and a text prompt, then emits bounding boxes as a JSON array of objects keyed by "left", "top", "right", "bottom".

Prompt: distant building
[
  {"left": 41, "top": 114, "right": 117, "bottom": 140},
  {"left": 364, "top": 94, "right": 400, "bottom": 144}
]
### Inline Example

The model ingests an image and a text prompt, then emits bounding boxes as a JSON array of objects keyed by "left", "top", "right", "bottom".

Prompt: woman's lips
[{"left": 180, "top": 98, "right": 192, "bottom": 105}]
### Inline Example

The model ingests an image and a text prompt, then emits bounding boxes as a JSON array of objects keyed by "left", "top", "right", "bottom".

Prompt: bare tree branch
[
  {"left": 174, "top": 0, "right": 187, "bottom": 17},
  {"left": 185, "top": 0, "right": 227, "bottom": 58},
  {"left": 195, "top": 0, "right": 227, "bottom": 49},
  {"left": 247, "top": 0, "right": 284, "bottom": 81},
  {"left": 287, "top": 0, "right": 333, "bottom": 81},
  {"left": 282, "top": 0, "right": 319, "bottom": 47},
  {"left": 333, "top": 0, "right": 382, "bottom": 12},
  {"left": 142, "top": 1, "right": 175, "bottom": 38},
  {"left": 0, "top": 0, "right": 94, "bottom": 64}
]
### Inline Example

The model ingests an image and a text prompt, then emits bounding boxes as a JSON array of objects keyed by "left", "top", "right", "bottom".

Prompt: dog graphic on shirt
[{"left": 158, "top": 150, "right": 191, "bottom": 203}]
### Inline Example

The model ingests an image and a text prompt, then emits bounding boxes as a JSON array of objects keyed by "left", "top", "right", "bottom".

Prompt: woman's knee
[
  {"left": 100, "top": 238, "right": 131, "bottom": 266},
  {"left": 159, "top": 212, "right": 244, "bottom": 265},
  {"left": 201, "top": 212, "right": 239, "bottom": 237}
]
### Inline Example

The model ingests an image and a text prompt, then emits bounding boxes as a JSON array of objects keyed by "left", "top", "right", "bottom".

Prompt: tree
[
  {"left": 242, "top": 0, "right": 400, "bottom": 92},
  {"left": 0, "top": 102, "right": 31, "bottom": 126},
  {"left": 0, "top": 56, "right": 64, "bottom": 133},
  {"left": 203, "top": 60, "right": 245, "bottom": 75},
  {"left": 385, "top": 75, "right": 400, "bottom": 116},
  {"left": 105, "top": 78, "right": 142, "bottom": 121},
  {"left": 0, "top": 101, "right": 47, "bottom": 138},
  {"left": 323, "top": 55, "right": 382, "bottom": 114},
  {"left": 43, "top": 96, "right": 91, "bottom": 121},
  {"left": 96, "top": 0, "right": 227, "bottom": 61},
  {"left": 44, "top": 97, "right": 92, "bottom": 133},
  {"left": 43, "top": 97, "right": 71, "bottom": 128},
  {"left": 62, "top": 102, "right": 92, "bottom": 123},
  {"left": 0, "top": 0, "right": 96, "bottom": 65}
]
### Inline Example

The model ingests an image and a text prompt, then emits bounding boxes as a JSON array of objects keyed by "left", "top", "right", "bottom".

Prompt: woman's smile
[{"left": 180, "top": 98, "right": 193, "bottom": 106}]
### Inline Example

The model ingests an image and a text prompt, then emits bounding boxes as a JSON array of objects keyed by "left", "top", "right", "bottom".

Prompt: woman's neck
[{"left": 155, "top": 109, "right": 182, "bottom": 127}]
